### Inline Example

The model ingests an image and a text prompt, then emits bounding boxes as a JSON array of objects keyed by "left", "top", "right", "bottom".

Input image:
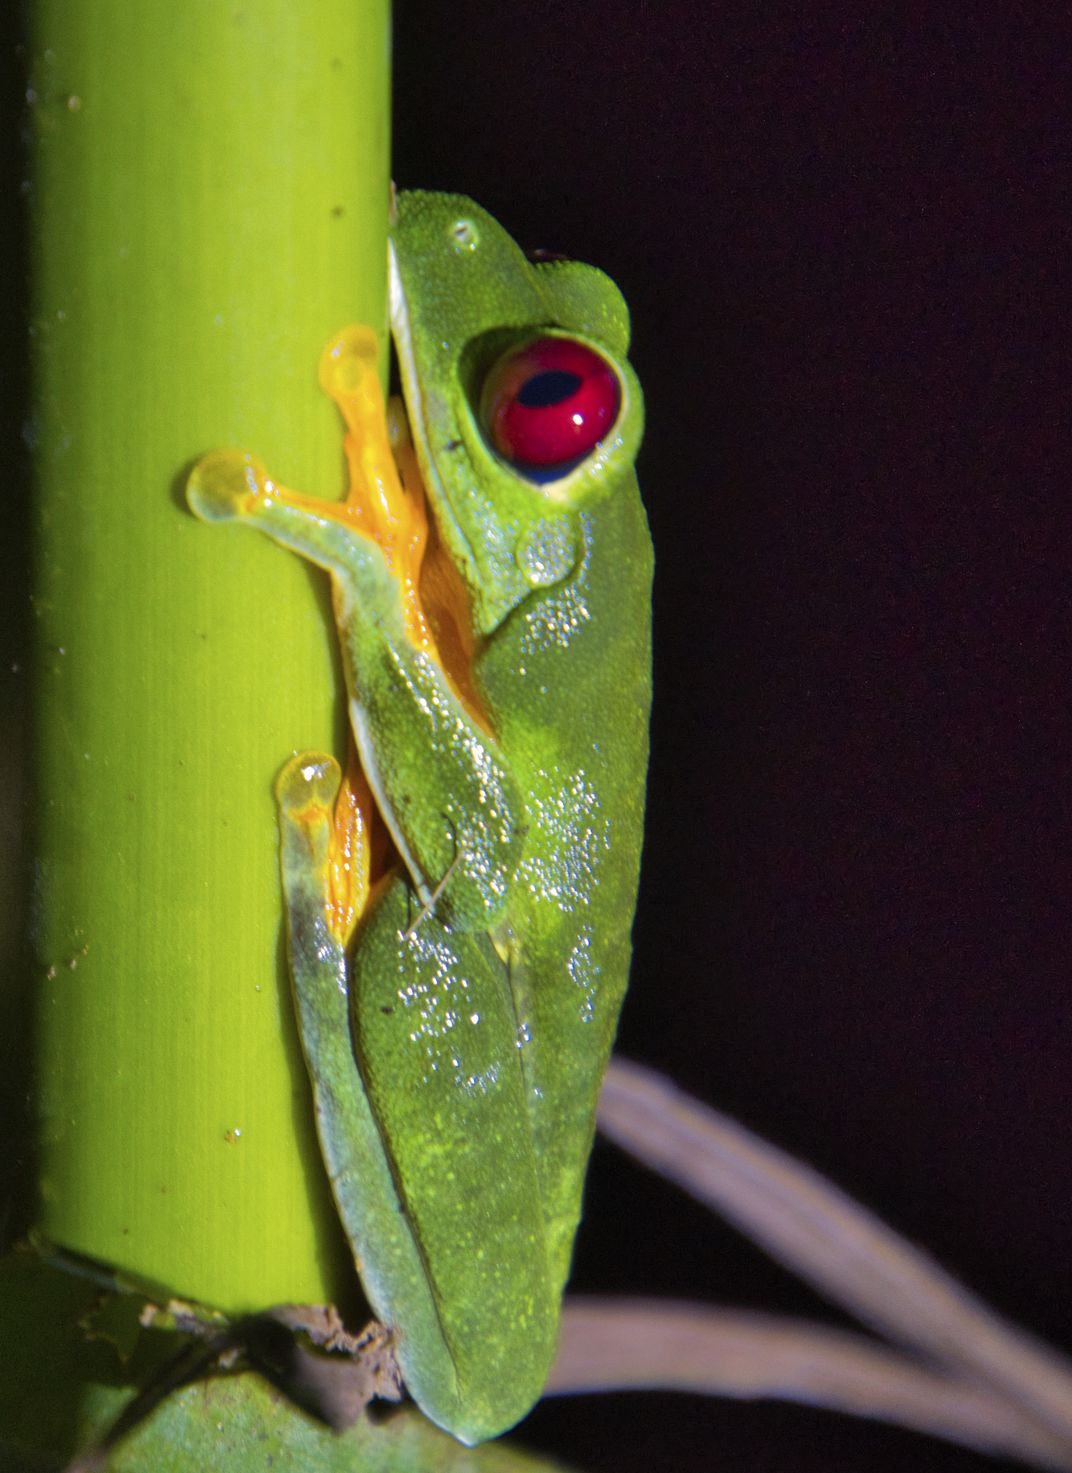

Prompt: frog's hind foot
[
  {"left": 277, "top": 752, "right": 343, "bottom": 817},
  {"left": 276, "top": 753, "right": 342, "bottom": 905},
  {"left": 186, "top": 449, "right": 270, "bottom": 524},
  {"left": 277, "top": 752, "right": 373, "bottom": 945}
]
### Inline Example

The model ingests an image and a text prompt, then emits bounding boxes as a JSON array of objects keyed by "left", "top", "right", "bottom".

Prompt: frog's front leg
[{"left": 187, "top": 330, "right": 523, "bottom": 931}]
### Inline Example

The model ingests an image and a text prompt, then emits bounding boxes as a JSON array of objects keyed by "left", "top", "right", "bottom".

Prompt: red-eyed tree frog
[{"left": 186, "top": 191, "right": 652, "bottom": 1443}]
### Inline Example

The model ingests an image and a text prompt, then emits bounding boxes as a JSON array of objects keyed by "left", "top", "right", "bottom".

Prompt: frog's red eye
[{"left": 479, "top": 337, "right": 621, "bottom": 478}]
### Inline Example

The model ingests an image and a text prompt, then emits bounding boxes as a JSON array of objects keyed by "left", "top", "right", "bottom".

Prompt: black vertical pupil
[{"left": 517, "top": 369, "right": 582, "bottom": 409}]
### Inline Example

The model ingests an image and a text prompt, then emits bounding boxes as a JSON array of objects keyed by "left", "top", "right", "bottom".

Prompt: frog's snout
[{"left": 186, "top": 449, "right": 265, "bottom": 522}]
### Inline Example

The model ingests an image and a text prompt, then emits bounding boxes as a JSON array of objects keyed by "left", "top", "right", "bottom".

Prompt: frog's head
[{"left": 389, "top": 191, "right": 644, "bottom": 636}]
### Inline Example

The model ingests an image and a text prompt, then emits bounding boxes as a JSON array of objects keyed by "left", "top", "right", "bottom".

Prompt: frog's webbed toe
[
  {"left": 318, "top": 322, "right": 380, "bottom": 403},
  {"left": 277, "top": 752, "right": 340, "bottom": 874},
  {"left": 186, "top": 449, "right": 270, "bottom": 523},
  {"left": 276, "top": 752, "right": 343, "bottom": 936},
  {"left": 277, "top": 752, "right": 342, "bottom": 817}
]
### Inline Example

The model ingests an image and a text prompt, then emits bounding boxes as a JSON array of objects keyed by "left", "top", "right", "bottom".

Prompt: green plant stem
[{"left": 31, "top": 0, "right": 389, "bottom": 1312}]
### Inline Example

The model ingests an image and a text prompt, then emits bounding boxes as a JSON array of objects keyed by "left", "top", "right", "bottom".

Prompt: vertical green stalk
[{"left": 31, "top": 0, "right": 389, "bottom": 1311}]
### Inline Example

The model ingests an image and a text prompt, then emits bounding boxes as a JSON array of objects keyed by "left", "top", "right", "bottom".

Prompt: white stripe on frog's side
[
  {"left": 348, "top": 692, "right": 435, "bottom": 914},
  {"left": 388, "top": 237, "right": 437, "bottom": 498}
]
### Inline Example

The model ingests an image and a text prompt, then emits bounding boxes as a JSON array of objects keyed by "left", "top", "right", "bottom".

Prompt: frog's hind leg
[
  {"left": 276, "top": 753, "right": 375, "bottom": 1187},
  {"left": 276, "top": 753, "right": 465, "bottom": 1422},
  {"left": 276, "top": 754, "right": 349, "bottom": 1008}
]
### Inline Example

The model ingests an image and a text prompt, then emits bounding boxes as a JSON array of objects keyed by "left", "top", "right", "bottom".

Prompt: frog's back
[{"left": 474, "top": 479, "right": 652, "bottom": 1286}]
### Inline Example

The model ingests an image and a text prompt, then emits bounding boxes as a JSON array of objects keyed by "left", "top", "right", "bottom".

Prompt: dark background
[
  {"left": 5, "top": 6, "right": 1070, "bottom": 1471},
  {"left": 390, "top": 6, "right": 1071, "bottom": 1472}
]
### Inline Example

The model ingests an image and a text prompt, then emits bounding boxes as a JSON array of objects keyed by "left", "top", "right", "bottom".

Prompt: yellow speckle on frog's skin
[
  {"left": 518, "top": 769, "right": 606, "bottom": 912},
  {"left": 520, "top": 579, "right": 592, "bottom": 656},
  {"left": 516, "top": 517, "right": 577, "bottom": 589}
]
